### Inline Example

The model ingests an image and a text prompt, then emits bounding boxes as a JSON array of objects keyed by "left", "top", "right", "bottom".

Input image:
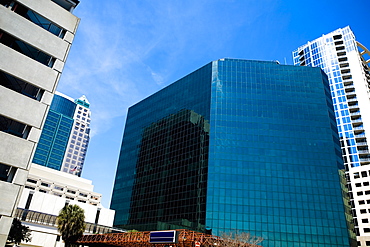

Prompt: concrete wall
[
  {"left": 0, "top": 7, "right": 69, "bottom": 60},
  {"left": 0, "top": 1, "right": 80, "bottom": 246},
  {"left": 19, "top": 188, "right": 115, "bottom": 226},
  {"left": 17, "top": 187, "right": 114, "bottom": 247},
  {"left": 0, "top": 44, "right": 59, "bottom": 92}
]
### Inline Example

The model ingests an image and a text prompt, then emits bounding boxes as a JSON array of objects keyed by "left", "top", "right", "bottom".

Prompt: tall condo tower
[
  {"left": 32, "top": 92, "right": 91, "bottom": 176},
  {"left": 0, "top": 0, "right": 80, "bottom": 245},
  {"left": 111, "top": 59, "right": 350, "bottom": 247},
  {"left": 293, "top": 26, "right": 370, "bottom": 246}
]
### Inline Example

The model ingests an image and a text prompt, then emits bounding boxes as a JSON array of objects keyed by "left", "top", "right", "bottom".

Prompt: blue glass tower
[
  {"left": 111, "top": 59, "right": 349, "bottom": 246},
  {"left": 32, "top": 94, "right": 75, "bottom": 170}
]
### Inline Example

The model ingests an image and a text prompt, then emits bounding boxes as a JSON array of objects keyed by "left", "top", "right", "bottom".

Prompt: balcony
[
  {"left": 343, "top": 80, "right": 354, "bottom": 87},
  {"left": 346, "top": 88, "right": 356, "bottom": 95},
  {"left": 344, "top": 83, "right": 354, "bottom": 89},
  {"left": 351, "top": 118, "right": 363, "bottom": 124},
  {"left": 341, "top": 69, "right": 351, "bottom": 75},
  {"left": 357, "top": 141, "right": 368, "bottom": 146},
  {"left": 360, "top": 158, "right": 370, "bottom": 165},
  {"left": 347, "top": 97, "right": 358, "bottom": 103},
  {"left": 353, "top": 126, "right": 364, "bottom": 131},
  {"left": 336, "top": 46, "right": 345, "bottom": 51},
  {"left": 355, "top": 133, "right": 366, "bottom": 138},
  {"left": 346, "top": 92, "right": 357, "bottom": 98},
  {"left": 348, "top": 103, "right": 359, "bottom": 109},
  {"left": 350, "top": 112, "right": 361, "bottom": 117},
  {"left": 334, "top": 34, "right": 343, "bottom": 40},
  {"left": 349, "top": 106, "right": 360, "bottom": 113},
  {"left": 358, "top": 150, "right": 370, "bottom": 154},
  {"left": 337, "top": 51, "right": 346, "bottom": 57},
  {"left": 340, "top": 63, "right": 350, "bottom": 68}
]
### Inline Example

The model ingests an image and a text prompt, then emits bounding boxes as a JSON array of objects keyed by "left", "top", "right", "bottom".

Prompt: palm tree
[{"left": 57, "top": 204, "right": 86, "bottom": 247}]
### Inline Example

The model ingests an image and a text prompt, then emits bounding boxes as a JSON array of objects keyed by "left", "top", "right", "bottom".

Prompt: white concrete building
[
  {"left": 17, "top": 163, "right": 115, "bottom": 247},
  {"left": 293, "top": 26, "right": 370, "bottom": 247},
  {"left": 0, "top": 0, "right": 80, "bottom": 245}
]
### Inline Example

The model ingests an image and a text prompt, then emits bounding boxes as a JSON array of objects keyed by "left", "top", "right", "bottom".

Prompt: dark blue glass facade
[
  {"left": 111, "top": 59, "right": 349, "bottom": 246},
  {"left": 32, "top": 94, "right": 75, "bottom": 170}
]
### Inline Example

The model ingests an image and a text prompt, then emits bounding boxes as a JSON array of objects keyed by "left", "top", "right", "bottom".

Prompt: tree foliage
[
  {"left": 57, "top": 204, "right": 86, "bottom": 247},
  {"left": 7, "top": 218, "right": 31, "bottom": 245},
  {"left": 219, "top": 231, "right": 263, "bottom": 247}
]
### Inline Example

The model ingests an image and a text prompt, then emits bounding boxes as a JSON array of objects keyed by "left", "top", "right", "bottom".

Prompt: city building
[
  {"left": 32, "top": 92, "right": 91, "bottom": 176},
  {"left": 293, "top": 26, "right": 370, "bottom": 247},
  {"left": 0, "top": 0, "right": 80, "bottom": 245},
  {"left": 111, "top": 59, "right": 350, "bottom": 246},
  {"left": 16, "top": 163, "right": 115, "bottom": 247}
]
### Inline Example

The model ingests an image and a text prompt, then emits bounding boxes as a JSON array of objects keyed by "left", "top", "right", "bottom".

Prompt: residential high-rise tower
[
  {"left": 111, "top": 59, "right": 350, "bottom": 247},
  {"left": 293, "top": 26, "right": 370, "bottom": 246},
  {"left": 0, "top": 0, "right": 80, "bottom": 245}
]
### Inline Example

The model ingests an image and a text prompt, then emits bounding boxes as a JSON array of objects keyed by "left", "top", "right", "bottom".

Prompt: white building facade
[
  {"left": 17, "top": 163, "right": 115, "bottom": 247},
  {"left": 61, "top": 94, "right": 91, "bottom": 176},
  {"left": 293, "top": 26, "right": 370, "bottom": 247},
  {"left": 0, "top": 0, "right": 80, "bottom": 245}
]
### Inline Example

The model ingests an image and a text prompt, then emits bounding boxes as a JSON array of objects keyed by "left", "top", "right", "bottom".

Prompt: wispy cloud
[{"left": 58, "top": 0, "right": 281, "bottom": 138}]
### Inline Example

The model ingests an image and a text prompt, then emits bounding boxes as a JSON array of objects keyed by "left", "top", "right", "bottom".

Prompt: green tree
[
  {"left": 57, "top": 204, "right": 86, "bottom": 247},
  {"left": 127, "top": 229, "right": 139, "bottom": 232},
  {"left": 7, "top": 218, "right": 31, "bottom": 245},
  {"left": 219, "top": 231, "right": 263, "bottom": 247}
]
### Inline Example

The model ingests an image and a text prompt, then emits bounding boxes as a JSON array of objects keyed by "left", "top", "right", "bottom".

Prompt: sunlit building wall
[
  {"left": 111, "top": 59, "right": 350, "bottom": 246},
  {"left": 0, "top": 0, "right": 80, "bottom": 245},
  {"left": 293, "top": 26, "right": 370, "bottom": 246},
  {"left": 62, "top": 94, "right": 91, "bottom": 176},
  {"left": 18, "top": 163, "right": 114, "bottom": 247}
]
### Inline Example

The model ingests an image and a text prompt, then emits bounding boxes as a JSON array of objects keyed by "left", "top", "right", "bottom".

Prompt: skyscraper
[
  {"left": 111, "top": 59, "right": 349, "bottom": 246},
  {"left": 0, "top": 0, "right": 80, "bottom": 245},
  {"left": 61, "top": 94, "right": 91, "bottom": 175},
  {"left": 32, "top": 92, "right": 91, "bottom": 176},
  {"left": 293, "top": 26, "right": 370, "bottom": 246}
]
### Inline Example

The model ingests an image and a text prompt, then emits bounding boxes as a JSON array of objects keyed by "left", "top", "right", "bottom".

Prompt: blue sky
[{"left": 57, "top": 0, "right": 369, "bottom": 207}]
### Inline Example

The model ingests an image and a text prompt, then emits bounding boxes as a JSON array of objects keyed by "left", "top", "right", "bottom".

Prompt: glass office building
[
  {"left": 111, "top": 59, "right": 349, "bottom": 246},
  {"left": 33, "top": 94, "right": 75, "bottom": 170},
  {"left": 293, "top": 26, "right": 370, "bottom": 246},
  {"left": 33, "top": 92, "right": 91, "bottom": 176}
]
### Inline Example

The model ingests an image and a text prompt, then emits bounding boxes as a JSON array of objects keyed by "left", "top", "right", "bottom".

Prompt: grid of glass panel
[
  {"left": 111, "top": 63, "right": 213, "bottom": 229},
  {"left": 111, "top": 59, "right": 349, "bottom": 247},
  {"left": 292, "top": 26, "right": 363, "bottom": 169},
  {"left": 206, "top": 59, "right": 348, "bottom": 246},
  {"left": 32, "top": 95, "right": 75, "bottom": 170}
]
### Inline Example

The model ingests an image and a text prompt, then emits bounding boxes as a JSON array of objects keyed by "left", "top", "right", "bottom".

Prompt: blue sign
[{"left": 149, "top": 230, "right": 177, "bottom": 243}]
